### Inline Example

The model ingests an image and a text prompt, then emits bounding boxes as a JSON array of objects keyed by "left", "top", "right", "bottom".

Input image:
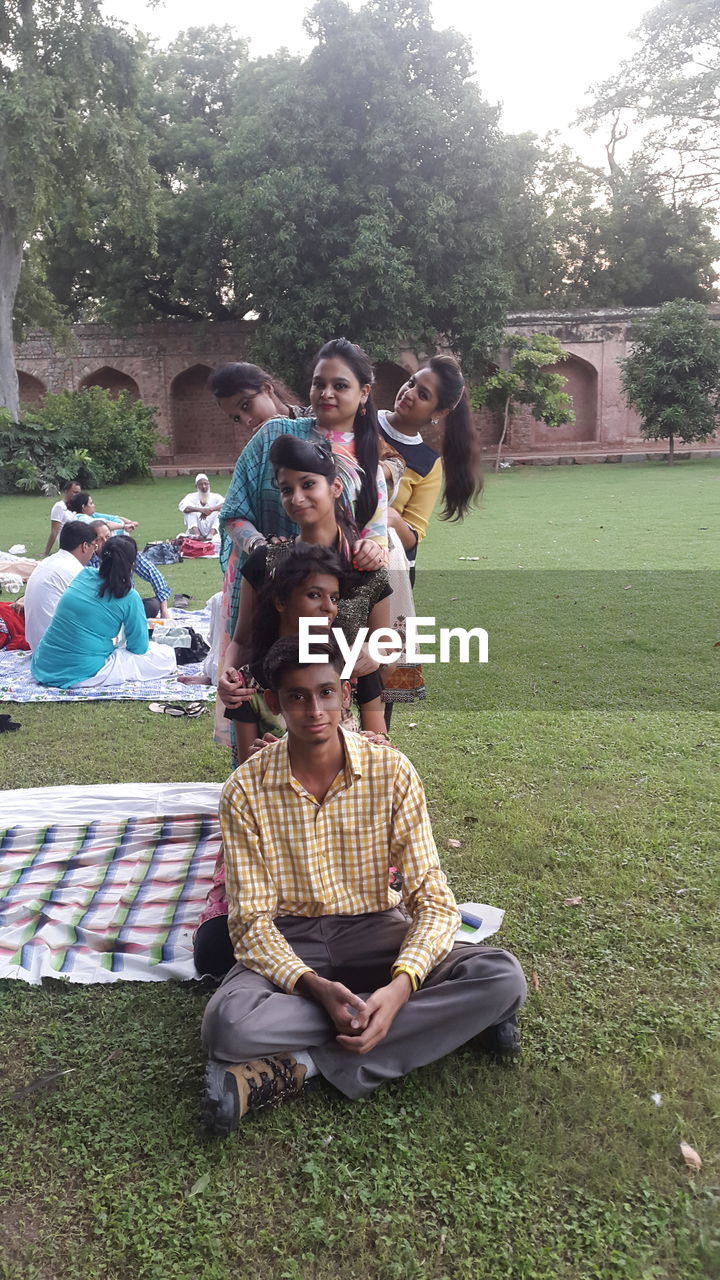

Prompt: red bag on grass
[{"left": 178, "top": 537, "right": 216, "bottom": 558}]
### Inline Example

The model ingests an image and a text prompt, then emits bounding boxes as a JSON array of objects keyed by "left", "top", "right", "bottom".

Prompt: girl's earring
[
  {"left": 431, "top": 417, "right": 438, "bottom": 425},
  {"left": 360, "top": 403, "right": 367, "bottom": 417}
]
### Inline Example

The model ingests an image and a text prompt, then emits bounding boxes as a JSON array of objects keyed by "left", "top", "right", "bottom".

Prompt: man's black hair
[
  {"left": 263, "top": 634, "right": 344, "bottom": 693},
  {"left": 59, "top": 521, "right": 95, "bottom": 553}
]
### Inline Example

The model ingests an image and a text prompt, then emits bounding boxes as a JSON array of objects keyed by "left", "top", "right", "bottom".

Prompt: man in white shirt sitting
[
  {"left": 178, "top": 473, "right": 225, "bottom": 540},
  {"left": 24, "top": 521, "right": 99, "bottom": 650},
  {"left": 43, "top": 480, "right": 81, "bottom": 557}
]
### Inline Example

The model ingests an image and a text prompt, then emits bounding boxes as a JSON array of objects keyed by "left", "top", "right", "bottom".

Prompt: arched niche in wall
[
  {"left": 373, "top": 361, "right": 408, "bottom": 410},
  {"left": 171, "top": 363, "right": 240, "bottom": 458},
  {"left": 18, "top": 371, "right": 47, "bottom": 407},
  {"left": 534, "top": 353, "right": 599, "bottom": 444},
  {"left": 79, "top": 366, "right": 141, "bottom": 400}
]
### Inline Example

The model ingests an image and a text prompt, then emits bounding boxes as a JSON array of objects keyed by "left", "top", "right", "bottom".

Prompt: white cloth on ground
[
  {"left": 73, "top": 640, "right": 177, "bottom": 688},
  {"left": 23, "top": 549, "right": 83, "bottom": 650},
  {"left": 203, "top": 591, "right": 223, "bottom": 684}
]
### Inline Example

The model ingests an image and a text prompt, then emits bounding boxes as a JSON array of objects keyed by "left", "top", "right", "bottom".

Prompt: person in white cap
[{"left": 178, "top": 474, "right": 225, "bottom": 540}]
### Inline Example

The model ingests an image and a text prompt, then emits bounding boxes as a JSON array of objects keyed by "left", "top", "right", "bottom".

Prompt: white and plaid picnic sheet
[{"left": 0, "top": 783, "right": 222, "bottom": 984}]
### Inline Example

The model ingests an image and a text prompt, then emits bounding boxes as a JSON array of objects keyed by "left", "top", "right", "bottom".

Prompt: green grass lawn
[{"left": 1, "top": 461, "right": 718, "bottom": 1280}]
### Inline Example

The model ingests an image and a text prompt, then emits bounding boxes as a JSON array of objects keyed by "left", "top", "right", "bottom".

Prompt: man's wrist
[
  {"left": 389, "top": 971, "right": 414, "bottom": 1002},
  {"left": 295, "top": 970, "right": 326, "bottom": 1001}
]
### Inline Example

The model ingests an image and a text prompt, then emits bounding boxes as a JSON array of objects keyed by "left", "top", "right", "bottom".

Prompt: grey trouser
[{"left": 201, "top": 908, "right": 527, "bottom": 1099}]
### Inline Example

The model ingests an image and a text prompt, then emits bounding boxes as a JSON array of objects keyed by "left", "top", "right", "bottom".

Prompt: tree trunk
[
  {"left": 0, "top": 208, "right": 22, "bottom": 423},
  {"left": 494, "top": 395, "right": 512, "bottom": 473},
  {"left": 668, "top": 431, "right": 674, "bottom": 465}
]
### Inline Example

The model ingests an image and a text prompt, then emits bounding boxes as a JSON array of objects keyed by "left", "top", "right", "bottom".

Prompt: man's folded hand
[
  {"left": 296, "top": 972, "right": 368, "bottom": 1035},
  {"left": 335, "top": 973, "right": 412, "bottom": 1055}
]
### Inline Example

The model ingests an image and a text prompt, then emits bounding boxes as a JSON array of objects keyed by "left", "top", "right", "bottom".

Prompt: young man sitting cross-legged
[{"left": 201, "top": 636, "right": 526, "bottom": 1136}]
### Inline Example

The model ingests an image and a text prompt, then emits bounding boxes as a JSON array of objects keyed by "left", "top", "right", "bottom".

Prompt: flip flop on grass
[{"left": 148, "top": 701, "right": 207, "bottom": 717}]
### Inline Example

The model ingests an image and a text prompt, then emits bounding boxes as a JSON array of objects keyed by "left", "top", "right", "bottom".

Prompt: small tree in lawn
[
  {"left": 476, "top": 334, "right": 575, "bottom": 471},
  {"left": 620, "top": 300, "right": 720, "bottom": 464}
]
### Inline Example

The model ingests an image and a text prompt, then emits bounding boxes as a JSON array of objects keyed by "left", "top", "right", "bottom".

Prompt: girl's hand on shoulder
[
  {"left": 356, "top": 729, "right": 396, "bottom": 749},
  {"left": 247, "top": 733, "right": 280, "bottom": 757}
]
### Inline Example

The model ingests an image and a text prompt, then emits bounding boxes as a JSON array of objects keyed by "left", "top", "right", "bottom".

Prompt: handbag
[
  {"left": 178, "top": 537, "right": 216, "bottom": 558},
  {"left": 175, "top": 627, "right": 211, "bottom": 666}
]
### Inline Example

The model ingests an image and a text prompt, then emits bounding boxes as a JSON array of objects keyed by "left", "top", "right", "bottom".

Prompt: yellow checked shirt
[{"left": 220, "top": 727, "right": 461, "bottom": 994}]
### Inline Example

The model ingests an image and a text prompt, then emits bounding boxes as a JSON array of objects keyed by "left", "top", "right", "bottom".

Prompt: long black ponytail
[
  {"left": 98, "top": 535, "right": 137, "bottom": 599},
  {"left": 428, "top": 355, "right": 483, "bottom": 522},
  {"left": 313, "top": 338, "right": 380, "bottom": 533}
]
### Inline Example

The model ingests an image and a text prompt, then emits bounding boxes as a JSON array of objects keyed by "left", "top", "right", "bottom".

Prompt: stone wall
[
  {"left": 502, "top": 305, "right": 720, "bottom": 456},
  {"left": 14, "top": 306, "right": 720, "bottom": 467}
]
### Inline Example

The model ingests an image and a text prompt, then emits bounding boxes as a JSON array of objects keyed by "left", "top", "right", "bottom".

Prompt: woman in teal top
[{"left": 31, "top": 536, "right": 176, "bottom": 689}]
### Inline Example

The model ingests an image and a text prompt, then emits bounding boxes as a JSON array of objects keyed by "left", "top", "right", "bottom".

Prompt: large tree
[
  {"left": 620, "top": 299, "right": 720, "bottom": 462},
  {"left": 24, "top": 26, "right": 252, "bottom": 328},
  {"left": 0, "top": 0, "right": 154, "bottom": 420},
  {"left": 228, "top": 0, "right": 511, "bottom": 382},
  {"left": 23, "top": 0, "right": 512, "bottom": 385},
  {"left": 581, "top": 0, "right": 720, "bottom": 207},
  {"left": 503, "top": 139, "right": 718, "bottom": 311}
]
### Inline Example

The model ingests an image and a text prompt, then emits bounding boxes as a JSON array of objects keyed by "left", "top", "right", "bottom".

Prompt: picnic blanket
[
  {"left": 0, "top": 607, "right": 216, "bottom": 703},
  {"left": 0, "top": 783, "right": 222, "bottom": 984}
]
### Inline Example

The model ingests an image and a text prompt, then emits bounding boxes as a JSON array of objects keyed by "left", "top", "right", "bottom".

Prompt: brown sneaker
[{"left": 202, "top": 1054, "right": 307, "bottom": 1137}]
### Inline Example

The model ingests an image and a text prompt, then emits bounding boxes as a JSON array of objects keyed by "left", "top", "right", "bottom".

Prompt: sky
[{"left": 104, "top": 0, "right": 653, "bottom": 167}]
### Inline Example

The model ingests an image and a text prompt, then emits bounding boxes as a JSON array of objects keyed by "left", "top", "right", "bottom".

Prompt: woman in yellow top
[{"left": 378, "top": 355, "right": 483, "bottom": 579}]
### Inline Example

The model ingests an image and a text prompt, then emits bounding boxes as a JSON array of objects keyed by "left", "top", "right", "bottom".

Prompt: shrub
[{"left": 0, "top": 387, "right": 162, "bottom": 493}]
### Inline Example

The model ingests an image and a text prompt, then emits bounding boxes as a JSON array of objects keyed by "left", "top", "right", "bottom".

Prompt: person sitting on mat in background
[
  {"left": 66, "top": 491, "right": 138, "bottom": 534},
  {"left": 23, "top": 521, "right": 99, "bottom": 650},
  {"left": 43, "top": 480, "right": 81, "bottom": 556},
  {"left": 201, "top": 634, "right": 526, "bottom": 1136},
  {"left": 31, "top": 536, "right": 177, "bottom": 689}
]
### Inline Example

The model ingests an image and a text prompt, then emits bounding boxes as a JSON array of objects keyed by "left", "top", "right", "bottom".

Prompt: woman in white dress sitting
[{"left": 178, "top": 474, "right": 225, "bottom": 540}]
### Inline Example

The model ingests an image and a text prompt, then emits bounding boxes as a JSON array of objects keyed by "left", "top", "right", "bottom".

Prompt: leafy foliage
[
  {"left": 0, "top": 0, "right": 155, "bottom": 419},
  {"left": 0, "top": 388, "right": 160, "bottom": 493},
  {"left": 580, "top": 0, "right": 720, "bottom": 206},
  {"left": 504, "top": 140, "right": 719, "bottom": 310},
  {"left": 475, "top": 334, "right": 575, "bottom": 468},
  {"left": 620, "top": 299, "right": 720, "bottom": 458},
  {"left": 5, "top": 0, "right": 719, "bottom": 397},
  {"left": 26, "top": 0, "right": 510, "bottom": 384}
]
